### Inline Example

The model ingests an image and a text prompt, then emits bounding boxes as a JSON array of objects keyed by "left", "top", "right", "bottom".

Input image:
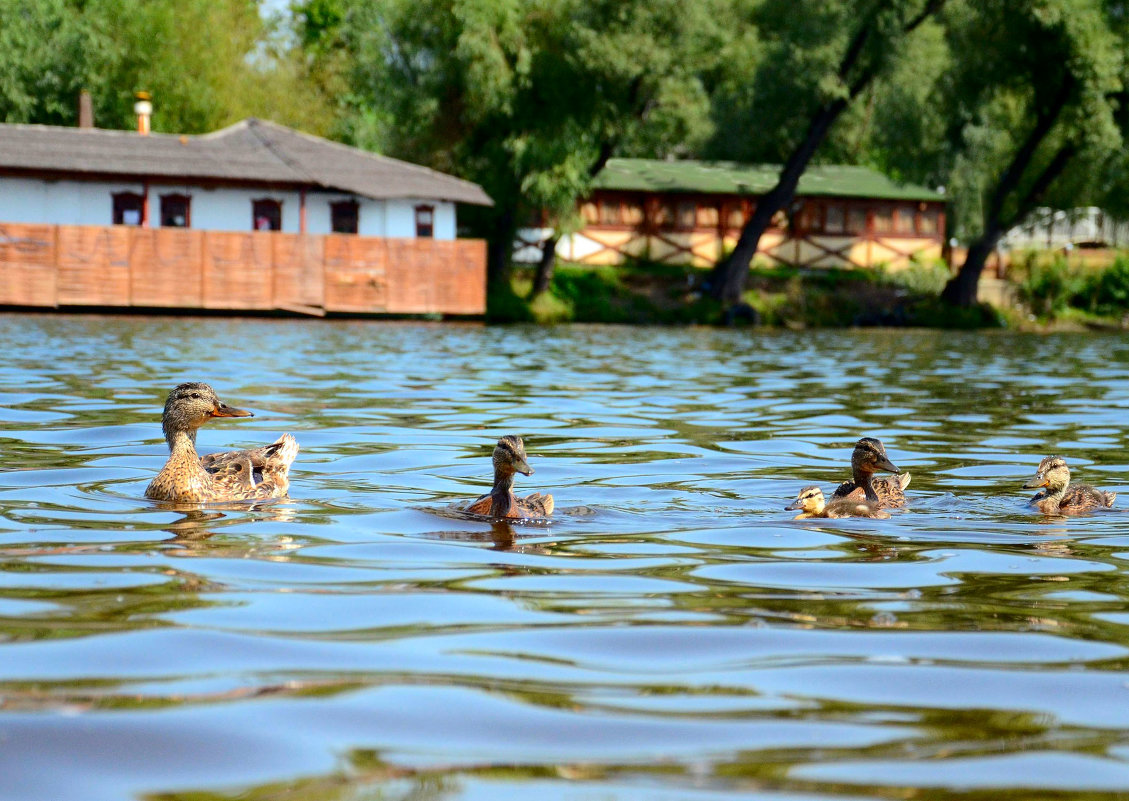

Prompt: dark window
[
  {"left": 112, "top": 192, "right": 144, "bottom": 226},
  {"left": 252, "top": 199, "right": 282, "bottom": 231},
  {"left": 415, "top": 205, "right": 434, "bottom": 238},
  {"left": 331, "top": 200, "right": 359, "bottom": 234},
  {"left": 160, "top": 194, "right": 190, "bottom": 228},
  {"left": 847, "top": 207, "right": 868, "bottom": 234},
  {"left": 894, "top": 205, "right": 916, "bottom": 234},
  {"left": 872, "top": 206, "right": 894, "bottom": 234},
  {"left": 825, "top": 204, "right": 845, "bottom": 234},
  {"left": 676, "top": 201, "right": 696, "bottom": 230},
  {"left": 918, "top": 207, "right": 940, "bottom": 235}
]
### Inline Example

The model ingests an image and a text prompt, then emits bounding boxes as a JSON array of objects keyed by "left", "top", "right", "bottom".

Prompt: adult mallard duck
[
  {"left": 787, "top": 485, "right": 890, "bottom": 519},
  {"left": 1024, "top": 455, "right": 1115, "bottom": 515},
  {"left": 831, "top": 437, "right": 911, "bottom": 508},
  {"left": 464, "top": 435, "right": 554, "bottom": 520},
  {"left": 144, "top": 382, "right": 298, "bottom": 503}
]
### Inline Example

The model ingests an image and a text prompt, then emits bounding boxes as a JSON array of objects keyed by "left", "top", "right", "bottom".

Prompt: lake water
[{"left": 2, "top": 314, "right": 1129, "bottom": 800}]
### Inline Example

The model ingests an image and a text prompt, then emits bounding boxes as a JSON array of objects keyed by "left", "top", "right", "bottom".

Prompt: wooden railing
[{"left": 0, "top": 223, "right": 486, "bottom": 316}]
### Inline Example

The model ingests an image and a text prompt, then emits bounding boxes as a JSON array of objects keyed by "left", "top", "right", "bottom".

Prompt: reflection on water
[{"left": 2, "top": 314, "right": 1129, "bottom": 800}]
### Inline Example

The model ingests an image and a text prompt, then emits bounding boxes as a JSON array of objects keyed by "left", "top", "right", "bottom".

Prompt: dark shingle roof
[
  {"left": 594, "top": 158, "right": 942, "bottom": 202},
  {"left": 0, "top": 118, "right": 492, "bottom": 206}
]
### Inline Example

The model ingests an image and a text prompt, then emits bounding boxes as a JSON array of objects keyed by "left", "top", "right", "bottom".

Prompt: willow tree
[
  {"left": 939, "top": 0, "right": 1123, "bottom": 306},
  {"left": 706, "top": 0, "right": 946, "bottom": 306}
]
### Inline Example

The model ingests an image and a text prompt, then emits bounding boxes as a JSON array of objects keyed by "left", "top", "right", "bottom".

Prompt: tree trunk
[
  {"left": 708, "top": 100, "right": 846, "bottom": 305},
  {"left": 940, "top": 73, "right": 1077, "bottom": 308},
  {"left": 486, "top": 206, "right": 517, "bottom": 289},
  {"left": 530, "top": 234, "right": 560, "bottom": 298},
  {"left": 940, "top": 228, "right": 1001, "bottom": 307}
]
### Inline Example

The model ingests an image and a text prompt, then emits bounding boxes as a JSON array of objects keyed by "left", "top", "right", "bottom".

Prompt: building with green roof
[{"left": 518, "top": 158, "right": 946, "bottom": 270}]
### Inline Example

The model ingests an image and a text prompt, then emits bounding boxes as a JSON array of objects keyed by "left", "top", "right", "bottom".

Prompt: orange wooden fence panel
[
  {"left": 202, "top": 231, "right": 274, "bottom": 310},
  {"left": 273, "top": 233, "right": 324, "bottom": 313},
  {"left": 324, "top": 234, "right": 388, "bottom": 313},
  {"left": 57, "top": 225, "right": 131, "bottom": 306},
  {"left": 131, "top": 229, "right": 204, "bottom": 308},
  {"left": 0, "top": 223, "right": 486, "bottom": 315},
  {"left": 0, "top": 223, "right": 56, "bottom": 307}
]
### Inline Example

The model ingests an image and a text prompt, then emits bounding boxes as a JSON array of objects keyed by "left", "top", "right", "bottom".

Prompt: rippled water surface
[{"left": 3, "top": 314, "right": 1129, "bottom": 800}]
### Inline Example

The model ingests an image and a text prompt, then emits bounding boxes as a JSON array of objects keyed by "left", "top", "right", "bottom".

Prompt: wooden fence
[{"left": 0, "top": 223, "right": 486, "bottom": 316}]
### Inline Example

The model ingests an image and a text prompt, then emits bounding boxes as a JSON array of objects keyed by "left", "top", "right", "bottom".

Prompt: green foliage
[
  {"left": 0, "top": 0, "right": 113, "bottom": 125},
  {"left": 1012, "top": 252, "right": 1129, "bottom": 322},
  {"left": 876, "top": 260, "right": 952, "bottom": 295},
  {"left": 492, "top": 263, "right": 724, "bottom": 324},
  {"left": 0, "top": 0, "right": 335, "bottom": 134},
  {"left": 1014, "top": 253, "right": 1088, "bottom": 316},
  {"left": 1088, "top": 256, "right": 1129, "bottom": 313}
]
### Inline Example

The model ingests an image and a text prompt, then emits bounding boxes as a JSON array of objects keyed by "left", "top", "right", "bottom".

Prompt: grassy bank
[
  {"left": 1010, "top": 251, "right": 1129, "bottom": 329},
  {"left": 488, "top": 260, "right": 1002, "bottom": 327}
]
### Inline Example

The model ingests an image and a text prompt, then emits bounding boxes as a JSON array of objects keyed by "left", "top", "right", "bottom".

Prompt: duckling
[
  {"left": 1023, "top": 455, "right": 1115, "bottom": 515},
  {"left": 464, "top": 435, "right": 554, "bottom": 520},
  {"left": 831, "top": 437, "right": 911, "bottom": 508},
  {"left": 787, "top": 485, "right": 890, "bottom": 519},
  {"left": 144, "top": 382, "right": 298, "bottom": 503}
]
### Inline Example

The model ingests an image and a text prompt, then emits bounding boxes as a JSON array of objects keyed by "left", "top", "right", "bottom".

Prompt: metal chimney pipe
[{"left": 133, "top": 91, "right": 152, "bottom": 135}]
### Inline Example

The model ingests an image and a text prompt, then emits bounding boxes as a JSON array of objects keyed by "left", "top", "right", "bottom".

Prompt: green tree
[
  {"left": 0, "top": 0, "right": 114, "bottom": 125},
  {"left": 0, "top": 0, "right": 333, "bottom": 135},
  {"left": 939, "top": 0, "right": 1124, "bottom": 306},
  {"left": 320, "top": 0, "right": 727, "bottom": 289},
  {"left": 706, "top": 0, "right": 946, "bottom": 307}
]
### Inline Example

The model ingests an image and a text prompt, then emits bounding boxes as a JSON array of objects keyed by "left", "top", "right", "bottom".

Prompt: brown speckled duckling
[
  {"left": 1023, "top": 455, "right": 1115, "bottom": 515},
  {"left": 144, "top": 382, "right": 298, "bottom": 503},
  {"left": 831, "top": 437, "right": 911, "bottom": 508},
  {"left": 787, "top": 485, "right": 890, "bottom": 519},
  {"left": 464, "top": 435, "right": 554, "bottom": 520}
]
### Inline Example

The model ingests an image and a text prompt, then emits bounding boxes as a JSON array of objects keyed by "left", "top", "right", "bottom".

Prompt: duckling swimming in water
[
  {"left": 1023, "top": 455, "right": 1115, "bottom": 515},
  {"left": 144, "top": 382, "right": 298, "bottom": 503},
  {"left": 787, "top": 485, "right": 890, "bottom": 519},
  {"left": 464, "top": 435, "right": 554, "bottom": 520},
  {"left": 831, "top": 437, "right": 911, "bottom": 508}
]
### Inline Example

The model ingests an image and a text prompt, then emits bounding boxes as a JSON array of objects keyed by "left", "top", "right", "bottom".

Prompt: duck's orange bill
[{"left": 211, "top": 402, "right": 253, "bottom": 418}]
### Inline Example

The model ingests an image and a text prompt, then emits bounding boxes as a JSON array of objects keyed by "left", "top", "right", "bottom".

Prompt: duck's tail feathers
[
  {"left": 269, "top": 433, "right": 300, "bottom": 469},
  {"left": 896, "top": 472, "right": 912, "bottom": 490}
]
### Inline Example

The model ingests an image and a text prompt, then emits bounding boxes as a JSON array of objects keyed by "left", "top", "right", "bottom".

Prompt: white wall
[
  {"left": 0, "top": 177, "right": 141, "bottom": 226},
  {"left": 0, "top": 177, "right": 459, "bottom": 239}
]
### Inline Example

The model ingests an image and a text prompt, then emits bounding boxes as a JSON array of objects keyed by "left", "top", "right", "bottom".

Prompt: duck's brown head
[
  {"left": 852, "top": 437, "right": 900, "bottom": 475},
  {"left": 786, "top": 485, "right": 826, "bottom": 515},
  {"left": 1023, "top": 455, "right": 1070, "bottom": 492},
  {"left": 493, "top": 434, "right": 533, "bottom": 477},
  {"left": 162, "top": 382, "right": 252, "bottom": 442}
]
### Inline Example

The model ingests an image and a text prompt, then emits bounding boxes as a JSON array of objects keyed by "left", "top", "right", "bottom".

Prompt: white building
[{"left": 0, "top": 117, "right": 491, "bottom": 237}]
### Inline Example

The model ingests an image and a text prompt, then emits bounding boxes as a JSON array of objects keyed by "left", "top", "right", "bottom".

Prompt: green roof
[{"left": 593, "top": 158, "right": 943, "bottom": 202}]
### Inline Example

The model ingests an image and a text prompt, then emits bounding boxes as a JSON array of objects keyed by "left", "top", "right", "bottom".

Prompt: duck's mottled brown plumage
[
  {"left": 144, "top": 382, "right": 298, "bottom": 503},
  {"left": 464, "top": 435, "right": 554, "bottom": 520},
  {"left": 831, "top": 437, "right": 910, "bottom": 508},
  {"left": 1024, "top": 455, "right": 1115, "bottom": 515},
  {"left": 787, "top": 485, "right": 890, "bottom": 519}
]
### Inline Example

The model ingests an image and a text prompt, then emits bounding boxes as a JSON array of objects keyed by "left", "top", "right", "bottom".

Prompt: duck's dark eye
[{"left": 190, "top": 393, "right": 201, "bottom": 399}]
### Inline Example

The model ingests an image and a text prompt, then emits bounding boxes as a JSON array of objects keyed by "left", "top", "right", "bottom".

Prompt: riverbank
[
  {"left": 490, "top": 261, "right": 1002, "bottom": 328},
  {"left": 489, "top": 255, "right": 1129, "bottom": 330}
]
